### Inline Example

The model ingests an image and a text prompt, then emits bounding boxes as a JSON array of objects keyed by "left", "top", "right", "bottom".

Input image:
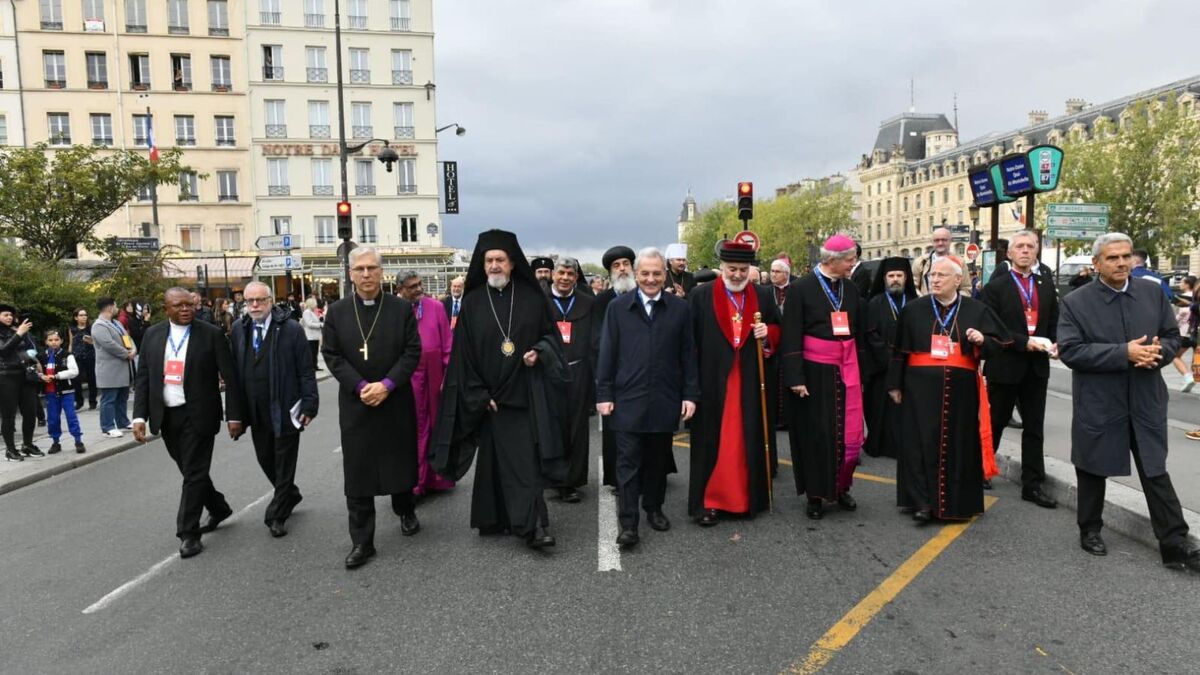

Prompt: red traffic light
[
  {"left": 738, "top": 182, "right": 753, "bottom": 197},
  {"left": 336, "top": 201, "right": 352, "bottom": 216}
]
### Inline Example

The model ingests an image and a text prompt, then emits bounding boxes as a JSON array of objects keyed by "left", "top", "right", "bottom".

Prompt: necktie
[
  {"left": 453, "top": 299, "right": 460, "bottom": 317},
  {"left": 253, "top": 323, "right": 264, "bottom": 355},
  {"left": 646, "top": 299, "right": 657, "bottom": 320}
]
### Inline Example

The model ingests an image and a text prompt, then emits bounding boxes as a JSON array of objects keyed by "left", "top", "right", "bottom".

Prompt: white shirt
[
  {"left": 1100, "top": 278, "right": 1130, "bottom": 294},
  {"left": 637, "top": 289, "right": 662, "bottom": 317},
  {"left": 163, "top": 321, "right": 191, "bottom": 408}
]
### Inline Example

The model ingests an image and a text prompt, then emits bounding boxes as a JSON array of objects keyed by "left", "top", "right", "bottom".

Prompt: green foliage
[
  {"left": 0, "top": 244, "right": 96, "bottom": 335},
  {"left": 580, "top": 262, "right": 607, "bottom": 278},
  {"left": 0, "top": 143, "right": 192, "bottom": 262},
  {"left": 90, "top": 239, "right": 182, "bottom": 320},
  {"left": 1040, "top": 94, "right": 1200, "bottom": 261},
  {"left": 683, "top": 188, "right": 857, "bottom": 269}
]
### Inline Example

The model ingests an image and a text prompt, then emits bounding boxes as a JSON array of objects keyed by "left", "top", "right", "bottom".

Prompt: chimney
[
  {"left": 1065, "top": 98, "right": 1087, "bottom": 114},
  {"left": 1027, "top": 110, "right": 1048, "bottom": 125}
]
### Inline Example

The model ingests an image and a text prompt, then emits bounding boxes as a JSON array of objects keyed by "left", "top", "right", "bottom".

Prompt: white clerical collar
[
  {"left": 551, "top": 287, "right": 573, "bottom": 298},
  {"left": 357, "top": 292, "right": 381, "bottom": 306},
  {"left": 816, "top": 264, "right": 840, "bottom": 281},
  {"left": 935, "top": 295, "right": 959, "bottom": 307},
  {"left": 1100, "top": 277, "right": 1130, "bottom": 293}
]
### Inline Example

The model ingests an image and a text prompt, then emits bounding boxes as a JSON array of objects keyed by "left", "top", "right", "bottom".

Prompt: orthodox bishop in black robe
[
  {"left": 863, "top": 258, "right": 917, "bottom": 459},
  {"left": 547, "top": 264, "right": 599, "bottom": 501},
  {"left": 594, "top": 245, "right": 636, "bottom": 488}
]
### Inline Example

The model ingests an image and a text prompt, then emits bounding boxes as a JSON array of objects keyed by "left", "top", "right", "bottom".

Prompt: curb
[{"left": 995, "top": 438, "right": 1200, "bottom": 551}]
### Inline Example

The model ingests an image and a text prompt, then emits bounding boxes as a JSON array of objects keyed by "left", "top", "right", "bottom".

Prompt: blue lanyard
[
  {"left": 885, "top": 292, "right": 906, "bottom": 317},
  {"left": 816, "top": 271, "right": 843, "bottom": 311},
  {"left": 1010, "top": 270, "right": 1036, "bottom": 310},
  {"left": 553, "top": 294, "right": 575, "bottom": 320},
  {"left": 724, "top": 287, "right": 745, "bottom": 318},
  {"left": 414, "top": 300, "right": 423, "bottom": 321},
  {"left": 930, "top": 295, "right": 958, "bottom": 334},
  {"left": 168, "top": 326, "right": 191, "bottom": 358}
]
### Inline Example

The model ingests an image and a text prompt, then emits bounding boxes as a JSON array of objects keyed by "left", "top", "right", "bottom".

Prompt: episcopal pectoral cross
[{"left": 359, "top": 342, "right": 369, "bottom": 361}]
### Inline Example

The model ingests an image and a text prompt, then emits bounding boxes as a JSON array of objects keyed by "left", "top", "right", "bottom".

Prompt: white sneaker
[
  {"left": 104, "top": 430, "right": 124, "bottom": 438},
  {"left": 1182, "top": 376, "right": 1196, "bottom": 393}
]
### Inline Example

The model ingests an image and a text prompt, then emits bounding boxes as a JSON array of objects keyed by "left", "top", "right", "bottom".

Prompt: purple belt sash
[{"left": 803, "top": 335, "right": 863, "bottom": 493}]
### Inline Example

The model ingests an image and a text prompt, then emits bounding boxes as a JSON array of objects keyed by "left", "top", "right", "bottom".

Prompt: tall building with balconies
[{"left": 0, "top": 3, "right": 27, "bottom": 148}]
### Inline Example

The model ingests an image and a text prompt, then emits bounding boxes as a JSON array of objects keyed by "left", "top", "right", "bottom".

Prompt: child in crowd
[{"left": 38, "top": 329, "right": 86, "bottom": 454}]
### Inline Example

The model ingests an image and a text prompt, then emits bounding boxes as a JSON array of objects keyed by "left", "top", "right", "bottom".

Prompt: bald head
[
  {"left": 165, "top": 287, "right": 195, "bottom": 325},
  {"left": 931, "top": 227, "right": 952, "bottom": 255}
]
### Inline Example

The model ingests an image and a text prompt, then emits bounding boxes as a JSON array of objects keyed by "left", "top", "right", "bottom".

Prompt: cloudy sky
[{"left": 433, "top": 0, "right": 1200, "bottom": 264}]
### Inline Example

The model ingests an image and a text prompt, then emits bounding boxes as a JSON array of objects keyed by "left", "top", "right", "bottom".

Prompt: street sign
[
  {"left": 968, "top": 167, "right": 997, "bottom": 207},
  {"left": 258, "top": 254, "right": 304, "bottom": 272},
  {"left": 1045, "top": 203, "right": 1109, "bottom": 240},
  {"left": 255, "top": 234, "right": 300, "bottom": 250},
  {"left": 1000, "top": 154, "right": 1035, "bottom": 197},
  {"left": 734, "top": 230, "right": 760, "bottom": 252},
  {"left": 442, "top": 161, "right": 459, "bottom": 214},
  {"left": 110, "top": 237, "right": 159, "bottom": 251},
  {"left": 988, "top": 162, "right": 1017, "bottom": 204},
  {"left": 1028, "top": 145, "right": 1064, "bottom": 192},
  {"left": 965, "top": 243, "right": 981, "bottom": 263}
]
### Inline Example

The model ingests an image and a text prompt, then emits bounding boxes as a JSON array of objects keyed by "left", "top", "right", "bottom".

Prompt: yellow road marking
[
  {"left": 672, "top": 442, "right": 690, "bottom": 449},
  {"left": 784, "top": 496, "right": 998, "bottom": 674},
  {"left": 779, "top": 458, "right": 792, "bottom": 466},
  {"left": 776, "top": 458, "right": 896, "bottom": 485}
]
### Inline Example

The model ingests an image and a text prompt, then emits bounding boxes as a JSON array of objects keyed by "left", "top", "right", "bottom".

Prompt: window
[
  {"left": 351, "top": 102, "right": 371, "bottom": 138},
  {"left": 85, "top": 52, "right": 108, "bottom": 88},
  {"left": 915, "top": 193, "right": 921, "bottom": 209},
  {"left": 219, "top": 227, "right": 241, "bottom": 250},
  {"left": 211, "top": 56, "right": 232, "bottom": 90},
  {"left": 260, "top": 0, "right": 281, "bottom": 25},
  {"left": 355, "top": 159, "right": 374, "bottom": 195},
  {"left": 393, "top": 102, "right": 414, "bottom": 139},
  {"left": 348, "top": 0, "right": 367, "bottom": 28},
  {"left": 180, "top": 226, "right": 202, "bottom": 252},
  {"left": 305, "top": 0, "right": 325, "bottom": 27},
  {"left": 0, "top": 116, "right": 8, "bottom": 145},
  {"left": 214, "top": 115, "right": 235, "bottom": 145},
  {"left": 315, "top": 216, "right": 335, "bottom": 244},
  {"left": 270, "top": 216, "right": 291, "bottom": 235},
  {"left": 399, "top": 215, "right": 417, "bottom": 243},
  {"left": 125, "top": 0, "right": 147, "bottom": 31},
  {"left": 179, "top": 171, "right": 199, "bottom": 200},
  {"left": 928, "top": 190, "right": 935, "bottom": 207},
  {"left": 129, "top": 53, "right": 150, "bottom": 89},
  {"left": 311, "top": 158, "right": 333, "bottom": 195},
  {"left": 217, "top": 171, "right": 238, "bottom": 201},
  {"left": 265, "top": 100, "right": 286, "bottom": 137},
  {"left": 40, "top": 0, "right": 64, "bottom": 30},
  {"left": 902, "top": 220, "right": 908, "bottom": 237},
  {"left": 306, "top": 47, "right": 327, "bottom": 82},
  {"left": 887, "top": 179, "right": 892, "bottom": 192},
  {"left": 174, "top": 115, "right": 196, "bottom": 145},
  {"left": 132, "top": 114, "right": 150, "bottom": 145},
  {"left": 43, "top": 51, "right": 66, "bottom": 88},
  {"left": 866, "top": 204, "right": 871, "bottom": 218},
  {"left": 957, "top": 184, "right": 965, "bottom": 201},
  {"left": 263, "top": 45, "right": 283, "bottom": 81},
  {"left": 390, "top": 0, "right": 411, "bottom": 30},
  {"left": 90, "top": 114, "right": 113, "bottom": 146},
  {"left": 957, "top": 210, "right": 964, "bottom": 224},
  {"left": 308, "top": 100, "right": 330, "bottom": 138},
  {"left": 171, "top": 54, "right": 193, "bottom": 90},
  {"left": 168, "top": 0, "right": 189, "bottom": 33},
  {"left": 397, "top": 158, "right": 416, "bottom": 193},
  {"left": 391, "top": 49, "right": 412, "bottom": 85},
  {"left": 866, "top": 185, "right": 871, "bottom": 197},
  {"left": 267, "top": 159, "right": 290, "bottom": 196},
  {"left": 358, "top": 216, "right": 377, "bottom": 244},
  {"left": 83, "top": 0, "right": 105, "bottom": 25},
  {"left": 902, "top": 196, "right": 908, "bottom": 212},
  {"left": 942, "top": 187, "right": 949, "bottom": 204},
  {"left": 207, "top": 0, "right": 228, "bottom": 35},
  {"left": 349, "top": 48, "right": 370, "bottom": 83},
  {"left": 915, "top": 217, "right": 921, "bottom": 234},
  {"left": 136, "top": 182, "right": 152, "bottom": 202}
]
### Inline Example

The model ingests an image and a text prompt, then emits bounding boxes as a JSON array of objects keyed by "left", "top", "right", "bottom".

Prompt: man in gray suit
[{"left": 92, "top": 297, "right": 136, "bottom": 438}]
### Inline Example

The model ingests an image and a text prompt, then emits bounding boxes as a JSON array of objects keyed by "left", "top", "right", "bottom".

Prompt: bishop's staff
[{"left": 753, "top": 311, "right": 773, "bottom": 512}]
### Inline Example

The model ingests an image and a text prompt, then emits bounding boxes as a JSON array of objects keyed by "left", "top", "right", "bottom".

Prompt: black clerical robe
[
  {"left": 322, "top": 294, "right": 422, "bottom": 497},
  {"left": 547, "top": 290, "right": 598, "bottom": 489},
  {"left": 780, "top": 270, "right": 866, "bottom": 501},
  {"left": 886, "top": 295, "right": 1009, "bottom": 519},
  {"left": 666, "top": 269, "right": 696, "bottom": 297},
  {"left": 688, "top": 280, "right": 780, "bottom": 516},
  {"left": 863, "top": 291, "right": 914, "bottom": 458}
]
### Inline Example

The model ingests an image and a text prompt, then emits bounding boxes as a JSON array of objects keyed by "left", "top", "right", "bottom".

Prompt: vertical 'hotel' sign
[{"left": 443, "top": 161, "right": 459, "bottom": 214}]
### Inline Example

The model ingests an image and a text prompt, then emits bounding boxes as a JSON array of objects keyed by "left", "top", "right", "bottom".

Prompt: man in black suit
[
  {"left": 229, "top": 282, "right": 319, "bottom": 538},
  {"left": 596, "top": 247, "right": 700, "bottom": 549},
  {"left": 133, "top": 287, "right": 245, "bottom": 559},
  {"left": 981, "top": 229, "right": 1058, "bottom": 508},
  {"left": 442, "top": 275, "right": 465, "bottom": 330}
]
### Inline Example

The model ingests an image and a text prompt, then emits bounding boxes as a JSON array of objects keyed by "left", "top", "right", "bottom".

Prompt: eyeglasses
[
  {"left": 245, "top": 297, "right": 272, "bottom": 305},
  {"left": 351, "top": 265, "right": 381, "bottom": 275}
]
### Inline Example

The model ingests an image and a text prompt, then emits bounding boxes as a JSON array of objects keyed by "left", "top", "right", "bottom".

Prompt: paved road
[{"left": 2, "top": 377, "right": 1198, "bottom": 673}]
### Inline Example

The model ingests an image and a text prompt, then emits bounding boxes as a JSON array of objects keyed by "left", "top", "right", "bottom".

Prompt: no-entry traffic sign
[
  {"left": 965, "top": 243, "right": 980, "bottom": 263},
  {"left": 734, "top": 230, "right": 761, "bottom": 252}
]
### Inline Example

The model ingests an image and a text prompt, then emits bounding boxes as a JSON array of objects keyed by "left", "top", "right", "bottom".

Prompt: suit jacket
[
  {"left": 595, "top": 289, "right": 699, "bottom": 433},
  {"left": 134, "top": 319, "right": 244, "bottom": 436},
  {"left": 981, "top": 269, "right": 1058, "bottom": 383},
  {"left": 442, "top": 295, "right": 463, "bottom": 323},
  {"left": 92, "top": 317, "right": 135, "bottom": 388},
  {"left": 229, "top": 307, "right": 319, "bottom": 437}
]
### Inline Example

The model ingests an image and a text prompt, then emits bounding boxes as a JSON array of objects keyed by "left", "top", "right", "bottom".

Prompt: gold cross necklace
[{"left": 352, "top": 293, "right": 384, "bottom": 360}]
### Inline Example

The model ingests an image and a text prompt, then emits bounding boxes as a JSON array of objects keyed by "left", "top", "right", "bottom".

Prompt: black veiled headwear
[
  {"left": 530, "top": 256, "right": 554, "bottom": 272},
  {"left": 0, "top": 303, "right": 16, "bottom": 315},
  {"left": 464, "top": 229, "right": 539, "bottom": 294},
  {"left": 602, "top": 246, "right": 635, "bottom": 274},
  {"left": 869, "top": 257, "right": 917, "bottom": 298}
]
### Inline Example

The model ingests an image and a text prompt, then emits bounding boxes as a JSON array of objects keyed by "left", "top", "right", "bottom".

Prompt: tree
[
  {"left": 0, "top": 143, "right": 191, "bottom": 262},
  {"left": 1041, "top": 94, "right": 1200, "bottom": 262},
  {"left": 90, "top": 239, "right": 182, "bottom": 320},
  {"left": 0, "top": 244, "right": 96, "bottom": 333},
  {"left": 580, "top": 262, "right": 607, "bottom": 278}
]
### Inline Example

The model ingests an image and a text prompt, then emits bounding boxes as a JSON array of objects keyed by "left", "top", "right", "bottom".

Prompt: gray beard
[
  {"left": 612, "top": 274, "right": 636, "bottom": 294},
  {"left": 887, "top": 282, "right": 904, "bottom": 294},
  {"left": 487, "top": 273, "right": 509, "bottom": 290}
]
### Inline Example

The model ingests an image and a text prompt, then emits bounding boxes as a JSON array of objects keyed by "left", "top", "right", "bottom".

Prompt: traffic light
[
  {"left": 737, "top": 182, "right": 753, "bottom": 221},
  {"left": 336, "top": 201, "right": 352, "bottom": 240}
]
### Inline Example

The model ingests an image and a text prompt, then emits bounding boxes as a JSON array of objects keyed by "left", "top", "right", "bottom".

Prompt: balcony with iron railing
[
  {"left": 179, "top": 191, "right": 198, "bottom": 202},
  {"left": 392, "top": 69, "right": 412, "bottom": 85},
  {"left": 265, "top": 124, "right": 287, "bottom": 138},
  {"left": 133, "top": 135, "right": 148, "bottom": 146},
  {"left": 393, "top": 126, "right": 414, "bottom": 139},
  {"left": 92, "top": 136, "right": 113, "bottom": 147},
  {"left": 263, "top": 66, "right": 284, "bottom": 81},
  {"left": 260, "top": 11, "right": 280, "bottom": 25},
  {"left": 212, "top": 82, "right": 232, "bottom": 92},
  {"left": 173, "top": 80, "right": 192, "bottom": 92},
  {"left": 218, "top": 193, "right": 239, "bottom": 203},
  {"left": 176, "top": 136, "right": 197, "bottom": 146},
  {"left": 41, "top": 21, "right": 63, "bottom": 30},
  {"left": 216, "top": 137, "right": 236, "bottom": 147},
  {"left": 391, "top": 17, "right": 411, "bottom": 31},
  {"left": 309, "top": 125, "right": 330, "bottom": 139},
  {"left": 352, "top": 125, "right": 372, "bottom": 139},
  {"left": 131, "top": 80, "right": 150, "bottom": 91},
  {"left": 50, "top": 134, "right": 72, "bottom": 146},
  {"left": 350, "top": 69, "right": 370, "bottom": 84},
  {"left": 168, "top": 23, "right": 189, "bottom": 35},
  {"left": 88, "top": 79, "right": 108, "bottom": 89},
  {"left": 355, "top": 185, "right": 376, "bottom": 196},
  {"left": 305, "top": 13, "right": 325, "bottom": 27},
  {"left": 45, "top": 78, "right": 66, "bottom": 89},
  {"left": 397, "top": 184, "right": 417, "bottom": 195},
  {"left": 268, "top": 185, "right": 290, "bottom": 196},
  {"left": 312, "top": 185, "right": 335, "bottom": 196},
  {"left": 209, "top": 25, "right": 229, "bottom": 36},
  {"left": 306, "top": 67, "right": 327, "bottom": 83},
  {"left": 348, "top": 15, "right": 368, "bottom": 29},
  {"left": 126, "top": 23, "right": 146, "bottom": 33}
]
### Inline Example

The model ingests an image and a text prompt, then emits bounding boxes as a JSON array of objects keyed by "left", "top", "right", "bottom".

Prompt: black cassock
[
  {"left": 780, "top": 271, "right": 866, "bottom": 501},
  {"left": 863, "top": 291, "right": 913, "bottom": 458},
  {"left": 322, "top": 294, "right": 422, "bottom": 497},
  {"left": 886, "top": 296, "right": 1009, "bottom": 519},
  {"left": 433, "top": 281, "right": 568, "bottom": 536},
  {"left": 547, "top": 290, "right": 598, "bottom": 489}
]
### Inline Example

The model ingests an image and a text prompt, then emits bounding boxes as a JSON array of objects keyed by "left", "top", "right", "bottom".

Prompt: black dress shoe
[
  {"left": 1021, "top": 487, "right": 1058, "bottom": 509},
  {"left": 268, "top": 520, "right": 288, "bottom": 538},
  {"left": 698, "top": 509, "right": 719, "bottom": 527},
  {"left": 88, "top": 403, "right": 97, "bottom": 411},
  {"left": 526, "top": 526, "right": 555, "bottom": 549},
  {"left": 179, "top": 538, "right": 203, "bottom": 558},
  {"left": 1080, "top": 532, "right": 1107, "bottom": 556},
  {"left": 806, "top": 500, "right": 823, "bottom": 520},
  {"left": 48, "top": 442, "right": 62, "bottom": 455},
  {"left": 558, "top": 488, "right": 582, "bottom": 503},
  {"left": 981, "top": 479, "right": 993, "bottom": 490},
  {"left": 400, "top": 512, "right": 420, "bottom": 536},
  {"left": 75, "top": 441, "right": 86, "bottom": 454},
  {"left": 199, "top": 508, "right": 234, "bottom": 534},
  {"left": 21, "top": 445, "right": 44, "bottom": 458},
  {"left": 4, "top": 448, "right": 24, "bottom": 461},
  {"left": 837, "top": 493, "right": 857, "bottom": 511},
  {"left": 1007, "top": 417, "right": 1023, "bottom": 429},
  {"left": 646, "top": 511, "right": 671, "bottom": 532},
  {"left": 344, "top": 544, "right": 376, "bottom": 569},
  {"left": 616, "top": 529, "right": 639, "bottom": 549},
  {"left": 912, "top": 509, "right": 932, "bottom": 524}
]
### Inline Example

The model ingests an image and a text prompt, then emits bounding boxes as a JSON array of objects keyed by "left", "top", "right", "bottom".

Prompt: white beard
[
  {"left": 487, "top": 273, "right": 509, "bottom": 289},
  {"left": 611, "top": 274, "right": 636, "bottom": 294},
  {"left": 723, "top": 277, "right": 749, "bottom": 292}
]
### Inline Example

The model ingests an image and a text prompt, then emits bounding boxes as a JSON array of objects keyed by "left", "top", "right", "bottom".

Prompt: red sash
[{"left": 907, "top": 352, "right": 998, "bottom": 479}]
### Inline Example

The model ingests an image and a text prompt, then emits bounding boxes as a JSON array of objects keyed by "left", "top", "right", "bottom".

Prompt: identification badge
[
  {"left": 732, "top": 316, "right": 743, "bottom": 347},
  {"left": 930, "top": 335, "right": 952, "bottom": 360},
  {"left": 164, "top": 359, "right": 185, "bottom": 385},
  {"left": 1024, "top": 308, "right": 1038, "bottom": 336},
  {"left": 557, "top": 321, "right": 573, "bottom": 344},
  {"left": 121, "top": 335, "right": 134, "bottom": 349},
  {"left": 831, "top": 311, "right": 850, "bottom": 336}
]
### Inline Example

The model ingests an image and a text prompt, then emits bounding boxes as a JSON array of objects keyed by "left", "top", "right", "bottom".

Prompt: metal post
[
  {"left": 147, "top": 106, "right": 159, "bottom": 236},
  {"left": 222, "top": 252, "right": 230, "bottom": 298},
  {"left": 334, "top": 0, "right": 352, "bottom": 298},
  {"left": 1025, "top": 193, "right": 1036, "bottom": 232},
  {"left": 990, "top": 206, "right": 1000, "bottom": 250}
]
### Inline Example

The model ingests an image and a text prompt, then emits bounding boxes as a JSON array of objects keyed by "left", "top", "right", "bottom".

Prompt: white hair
[
  {"left": 1091, "top": 232, "right": 1132, "bottom": 257},
  {"left": 633, "top": 246, "right": 665, "bottom": 271},
  {"left": 348, "top": 246, "right": 383, "bottom": 266},
  {"left": 770, "top": 259, "right": 791, "bottom": 275},
  {"left": 244, "top": 280, "right": 272, "bottom": 298},
  {"left": 1010, "top": 229, "right": 1040, "bottom": 246},
  {"left": 931, "top": 256, "right": 963, "bottom": 277},
  {"left": 819, "top": 247, "right": 857, "bottom": 263}
]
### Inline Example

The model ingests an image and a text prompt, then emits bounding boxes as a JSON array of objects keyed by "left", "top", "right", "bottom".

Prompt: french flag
[{"left": 148, "top": 117, "right": 159, "bottom": 164}]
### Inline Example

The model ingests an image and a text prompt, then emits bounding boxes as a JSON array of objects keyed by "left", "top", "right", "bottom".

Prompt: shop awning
[{"left": 165, "top": 256, "right": 257, "bottom": 280}]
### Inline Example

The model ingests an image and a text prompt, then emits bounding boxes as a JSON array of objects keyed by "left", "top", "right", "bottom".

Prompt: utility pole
[{"left": 334, "top": 0, "right": 352, "bottom": 297}]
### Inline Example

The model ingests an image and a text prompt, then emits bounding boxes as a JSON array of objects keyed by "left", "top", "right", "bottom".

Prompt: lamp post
[{"left": 436, "top": 123, "right": 467, "bottom": 136}]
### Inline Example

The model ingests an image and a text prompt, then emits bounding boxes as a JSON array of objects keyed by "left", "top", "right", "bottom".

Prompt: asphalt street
[{"left": 2, "top": 376, "right": 1199, "bottom": 674}]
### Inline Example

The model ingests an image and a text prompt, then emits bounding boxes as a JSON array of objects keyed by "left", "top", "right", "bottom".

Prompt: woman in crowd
[
  {"left": 0, "top": 304, "right": 43, "bottom": 460},
  {"left": 68, "top": 307, "right": 98, "bottom": 411},
  {"left": 301, "top": 297, "right": 324, "bottom": 371},
  {"left": 213, "top": 297, "right": 233, "bottom": 335}
]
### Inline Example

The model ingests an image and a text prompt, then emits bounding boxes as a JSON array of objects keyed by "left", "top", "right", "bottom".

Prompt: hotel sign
[{"left": 260, "top": 143, "right": 417, "bottom": 158}]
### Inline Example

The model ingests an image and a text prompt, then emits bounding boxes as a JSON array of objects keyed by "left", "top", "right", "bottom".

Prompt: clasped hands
[
  {"left": 1128, "top": 335, "right": 1163, "bottom": 369},
  {"left": 596, "top": 400, "right": 695, "bottom": 421},
  {"left": 360, "top": 381, "right": 390, "bottom": 407}
]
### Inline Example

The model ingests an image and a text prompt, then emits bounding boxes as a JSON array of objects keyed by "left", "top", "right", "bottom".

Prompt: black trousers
[
  {"left": 161, "top": 406, "right": 230, "bottom": 540},
  {"left": 614, "top": 431, "right": 672, "bottom": 530},
  {"left": 346, "top": 493, "right": 414, "bottom": 547},
  {"left": 308, "top": 340, "right": 321, "bottom": 369},
  {"left": 250, "top": 424, "right": 302, "bottom": 524},
  {"left": 0, "top": 374, "right": 37, "bottom": 450},
  {"left": 988, "top": 375, "right": 1048, "bottom": 488},
  {"left": 72, "top": 359, "right": 98, "bottom": 407},
  {"left": 1076, "top": 429, "right": 1189, "bottom": 551}
]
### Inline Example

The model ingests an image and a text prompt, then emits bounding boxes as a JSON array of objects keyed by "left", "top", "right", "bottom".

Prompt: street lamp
[
  {"left": 968, "top": 204, "right": 981, "bottom": 245},
  {"left": 436, "top": 123, "right": 467, "bottom": 136},
  {"left": 345, "top": 139, "right": 401, "bottom": 171}
]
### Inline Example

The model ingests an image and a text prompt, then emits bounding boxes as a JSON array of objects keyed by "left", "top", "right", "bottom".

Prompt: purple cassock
[{"left": 412, "top": 295, "right": 455, "bottom": 495}]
